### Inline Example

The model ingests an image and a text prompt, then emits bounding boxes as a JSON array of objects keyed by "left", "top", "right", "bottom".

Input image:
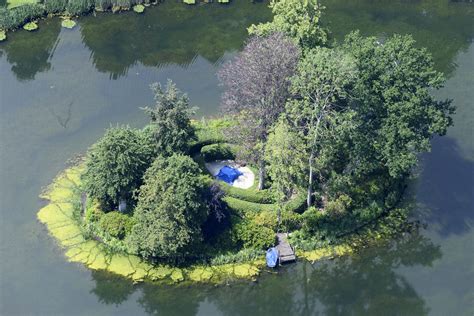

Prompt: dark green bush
[
  {"left": 0, "top": 8, "right": 15, "bottom": 30},
  {"left": 233, "top": 220, "right": 275, "bottom": 250},
  {"left": 280, "top": 209, "right": 303, "bottom": 232},
  {"left": 0, "top": 4, "right": 45, "bottom": 30},
  {"left": 200, "top": 143, "right": 235, "bottom": 162},
  {"left": 84, "top": 203, "right": 104, "bottom": 223},
  {"left": 98, "top": 211, "right": 134, "bottom": 240},
  {"left": 94, "top": 0, "right": 111, "bottom": 11},
  {"left": 44, "top": 0, "right": 68, "bottom": 13},
  {"left": 325, "top": 194, "right": 352, "bottom": 219}
]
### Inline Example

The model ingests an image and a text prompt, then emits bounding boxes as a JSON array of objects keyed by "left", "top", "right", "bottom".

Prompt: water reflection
[
  {"left": 90, "top": 270, "right": 135, "bottom": 306},
  {"left": 0, "top": 19, "right": 61, "bottom": 81},
  {"left": 417, "top": 137, "right": 474, "bottom": 236},
  {"left": 1, "top": 0, "right": 472, "bottom": 82},
  {"left": 321, "top": 0, "right": 473, "bottom": 75},
  {"left": 87, "top": 231, "right": 441, "bottom": 315},
  {"left": 302, "top": 233, "right": 441, "bottom": 316},
  {"left": 79, "top": 1, "right": 271, "bottom": 79}
]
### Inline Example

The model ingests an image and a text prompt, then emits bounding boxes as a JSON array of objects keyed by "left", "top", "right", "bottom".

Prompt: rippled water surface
[{"left": 0, "top": 1, "right": 473, "bottom": 315}]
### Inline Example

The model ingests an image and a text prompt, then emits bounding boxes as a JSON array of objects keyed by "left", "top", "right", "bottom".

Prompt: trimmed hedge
[
  {"left": 201, "top": 143, "right": 235, "bottom": 162},
  {"left": 224, "top": 196, "right": 275, "bottom": 215},
  {"left": 224, "top": 192, "right": 307, "bottom": 216},
  {"left": 221, "top": 184, "right": 274, "bottom": 204}
]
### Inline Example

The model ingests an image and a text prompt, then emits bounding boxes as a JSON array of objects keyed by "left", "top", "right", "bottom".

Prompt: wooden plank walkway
[{"left": 276, "top": 233, "right": 296, "bottom": 264}]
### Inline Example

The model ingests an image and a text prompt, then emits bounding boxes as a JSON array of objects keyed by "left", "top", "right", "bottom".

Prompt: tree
[
  {"left": 127, "top": 154, "right": 208, "bottom": 259},
  {"left": 218, "top": 32, "right": 300, "bottom": 190},
  {"left": 265, "top": 119, "right": 307, "bottom": 222},
  {"left": 286, "top": 47, "right": 357, "bottom": 208},
  {"left": 342, "top": 32, "right": 454, "bottom": 178},
  {"left": 248, "top": 0, "right": 327, "bottom": 49},
  {"left": 82, "top": 126, "right": 155, "bottom": 210},
  {"left": 142, "top": 80, "right": 196, "bottom": 156}
]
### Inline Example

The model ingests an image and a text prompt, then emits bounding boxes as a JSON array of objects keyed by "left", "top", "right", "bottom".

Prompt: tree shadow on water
[
  {"left": 90, "top": 270, "right": 135, "bottom": 306},
  {"left": 416, "top": 136, "right": 474, "bottom": 236},
  {"left": 207, "top": 231, "right": 441, "bottom": 316},
  {"left": 299, "top": 232, "right": 442, "bottom": 316}
]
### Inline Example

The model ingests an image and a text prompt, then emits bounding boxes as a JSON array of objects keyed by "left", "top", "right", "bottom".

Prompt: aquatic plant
[
  {"left": 132, "top": 4, "right": 144, "bottom": 13},
  {"left": 183, "top": 0, "right": 195, "bottom": 4},
  {"left": 0, "top": 30, "right": 6, "bottom": 41},
  {"left": 61, "top": 18, "right": 76, "bottom": 28},
  {"left": 23, "top": 21, "right": 38, "bottom": 31}
]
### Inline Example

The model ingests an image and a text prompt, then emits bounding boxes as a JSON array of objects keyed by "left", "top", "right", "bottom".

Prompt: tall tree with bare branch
[{"left": 218, "top": 32, "right": 300, "bottom": 190}]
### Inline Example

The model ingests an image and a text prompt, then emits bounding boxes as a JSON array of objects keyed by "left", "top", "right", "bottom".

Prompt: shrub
[
  {"left": 84, "top": 202, "right": 104, "bottom": 223},
  {"left": 98, "top": 211, "right": 134, "bottom": 240},
  {"left": 94, "top": 0, "right": 111, "bottom": 11},
  {"left": 0, "top": 4, "right": 45, "bottom": 30},
  {"left": 66, "top": 0, "right": 94, "bottom": 16},
  {"left": 325, "top": 194, "right": 352, "bottom": 219},
  {"left": 252, "top": 210, "right": 278, "bottom": 230},
  {"left": 200, "top": 143, "right": 235, "bottom": 162},
  {"left": 44, "top": 0, "right": 68, "bottom": 13},
  {"left": 210, "top": 248, "right": 263, "bottom": 265},
  {"left": 301, "top": 207, "right": 324, "bottom": 236},
  {"left": 233, "top": 220, "right": 275, "bottom": 250},
  {"left": 280, "top": 209, "right": 303, "bottom": 232}
]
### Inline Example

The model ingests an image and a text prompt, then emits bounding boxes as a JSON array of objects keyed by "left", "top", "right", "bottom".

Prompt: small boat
[{"left": 266, "top": 247, "right": 279, "bottom": 268}]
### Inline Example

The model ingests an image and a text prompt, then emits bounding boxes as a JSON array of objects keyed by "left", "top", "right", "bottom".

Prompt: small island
[{"left": 38, "top": 0, "right": 453, "bottom": 284}]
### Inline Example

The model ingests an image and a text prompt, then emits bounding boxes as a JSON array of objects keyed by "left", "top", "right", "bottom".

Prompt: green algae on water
[
  {"left": 23, "top": 22, "right": 38, "bottom": 31},
  {"left": 133, "top": 4, "right": 145, "bottom": 13},
  {"left": 61, "top": 19, "right": 77, "bottom": 29}
]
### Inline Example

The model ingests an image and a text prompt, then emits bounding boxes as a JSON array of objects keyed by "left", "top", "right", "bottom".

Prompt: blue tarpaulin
[
  {"left": 216, "top": 166, "right": 242, "bottom": 184},
  {"left": 266, "top": 247, "right": 279, "bottom": 268}
]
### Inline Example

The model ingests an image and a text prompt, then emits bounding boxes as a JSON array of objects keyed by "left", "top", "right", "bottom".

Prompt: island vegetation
[{"left": 37, "top": 0, "right": 453, "bottom": 284}]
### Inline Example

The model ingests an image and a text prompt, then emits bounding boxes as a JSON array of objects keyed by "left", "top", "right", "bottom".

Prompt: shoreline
[{"left": 37, "top": 163, "right": 413, "bottom": 284}]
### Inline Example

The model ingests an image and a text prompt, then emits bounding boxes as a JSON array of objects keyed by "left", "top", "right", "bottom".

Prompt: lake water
[{"left": 0, "top": 1, "right": 473, "bottom": 315}]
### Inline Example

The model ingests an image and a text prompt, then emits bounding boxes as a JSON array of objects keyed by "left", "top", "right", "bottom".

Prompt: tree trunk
[
  {"left": 307, "top": 152, "right": 314, "bottom": 208},
  {"left": 258, "top": 160, "right": 265, "bottom": 190}
]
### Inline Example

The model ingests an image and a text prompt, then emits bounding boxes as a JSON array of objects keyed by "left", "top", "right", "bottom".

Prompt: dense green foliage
[
  {"left": 143, "top": 81, "right": 196, "bottom": 157},
  {"left": 342, "top": 32, "right": 454, "bottom": 178},
  {"left": 0, "top": 4, "right": 44, "bottom": 30},
  {"left": 127, "top": 154, "right": 208, "bottom": 259},
  {"left": 98, "top": 211, "right": 134, "bottom": 240},
  {"left": 82, "top": 126, "right": 155, "bottom": 210},
  {"left": 248, "top": 0, "right": 327, "bottom": 48},
  {"left": 233, "top": 219, "right": 275, "bottom": 250},
  {"left": 265, "top": 119, "right": 307, "bottom": 203}
]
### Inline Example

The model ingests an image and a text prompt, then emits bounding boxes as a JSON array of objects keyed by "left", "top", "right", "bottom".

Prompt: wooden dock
[{"left": 276, "top": 233, "right": 296, "bottom": 264}]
